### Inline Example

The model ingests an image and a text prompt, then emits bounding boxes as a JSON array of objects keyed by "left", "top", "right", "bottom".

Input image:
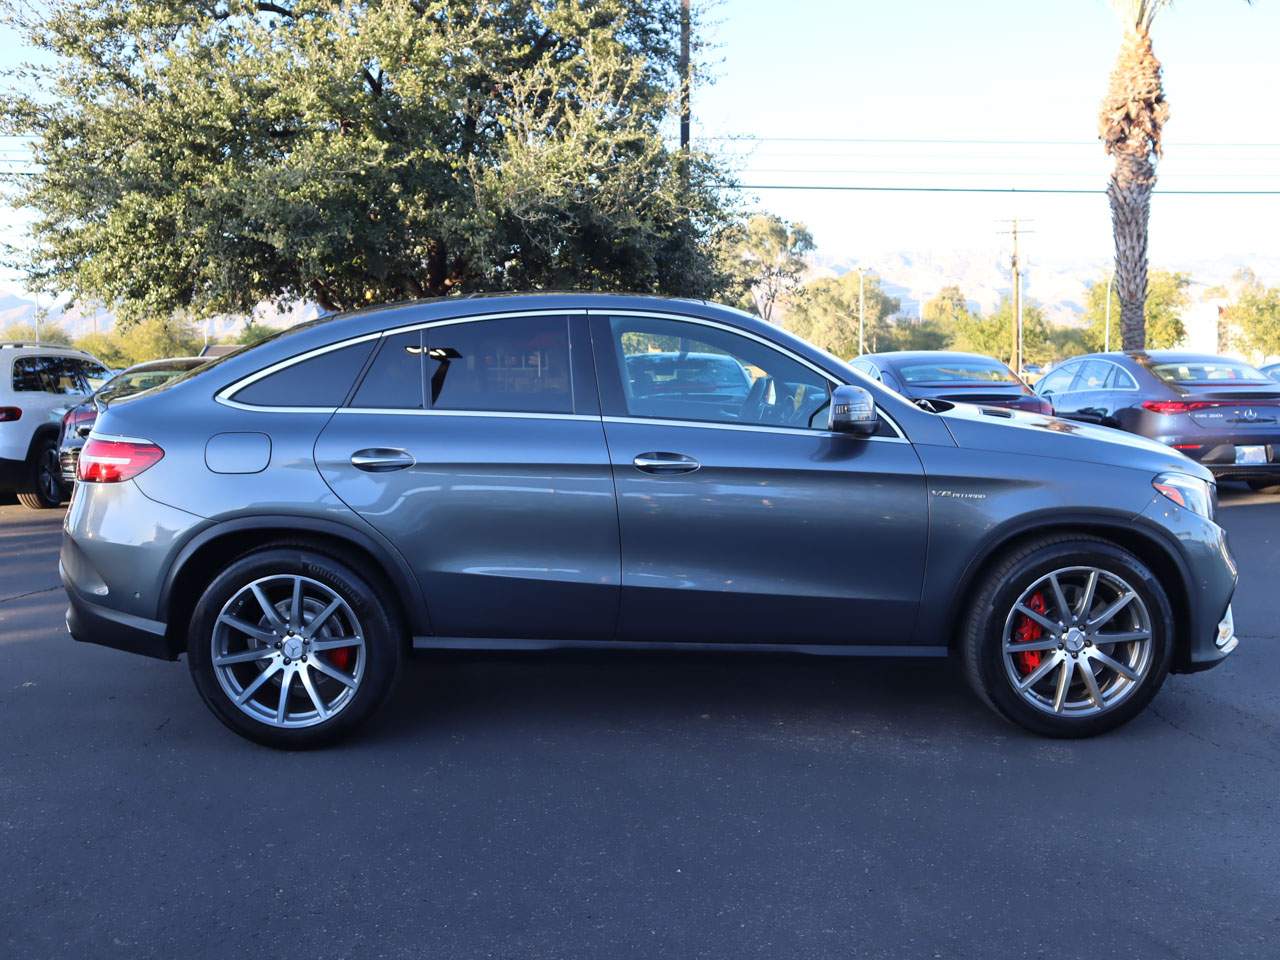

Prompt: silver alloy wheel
[
  {"left": 211, "top": 574, "right": 366, "bottom": 729},
  {"left": 1001, "top": 565, "right": 1153, "bottom": 717}
]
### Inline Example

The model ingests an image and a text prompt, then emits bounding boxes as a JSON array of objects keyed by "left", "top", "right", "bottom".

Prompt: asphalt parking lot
[{"left": 2, "top": 489, "right": 1279, "bottom": 959}]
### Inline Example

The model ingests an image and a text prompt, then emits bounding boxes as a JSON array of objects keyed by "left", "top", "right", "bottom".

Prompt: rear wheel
[
  {"left": 188, "top": 547, "right": 402, "bottom": 748},
  {"left": 961, "top": 536, "right": 1174, "bottom": 737},
  {"left": 16, "top": 438, "right": 66, "bottom": 509},
  {"left": 1246, "top": 478, "right": 1280, "bottom": 494}
]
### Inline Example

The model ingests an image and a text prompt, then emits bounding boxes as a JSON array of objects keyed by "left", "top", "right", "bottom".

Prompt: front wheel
[
  {"left": 188, "top": 547, "right": 402, "bottom": 748},
  {"left": 16, "top": 438, "right": 66, "bottom": 509},
  {"left": 960, "top": 537, "right": 1174, "bottom": 738}
]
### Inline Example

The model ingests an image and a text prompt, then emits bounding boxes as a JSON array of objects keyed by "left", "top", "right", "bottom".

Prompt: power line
[
  {"left": 703, "top": 135, "right": 1280, "bottom": 149},
  {"left": 737, "top": 183, "right": 1280, "bottom": 196}
]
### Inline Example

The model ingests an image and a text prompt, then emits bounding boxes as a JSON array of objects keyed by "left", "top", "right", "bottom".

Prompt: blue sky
[{"left": 3, "top": 0, "right": 1279, "bottom": 293}]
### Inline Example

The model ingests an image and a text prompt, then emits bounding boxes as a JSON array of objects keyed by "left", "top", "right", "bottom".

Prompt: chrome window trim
[
  {"left": 1101, "top": 359, "right": 1139, "bottom": 391},
  {"left": 592, "top": 308, "right": 907, "bottom": 441},
  {"left": 217, "top": 310, "right": 583, "bottom": 414},
  {"left": 601, "top": 415, "right": 909, "bottom": 443},
  {"left": 335, "top": 408, "right": 596, "bottom": 422}
]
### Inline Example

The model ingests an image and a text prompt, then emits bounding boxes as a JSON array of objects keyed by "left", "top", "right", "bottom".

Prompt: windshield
[
  {"left": 1151, "top": 360, "right": 1271, "bottom": 385},
  {"left": 897, "top": 360, "right": 1018, "bottom": 385}
]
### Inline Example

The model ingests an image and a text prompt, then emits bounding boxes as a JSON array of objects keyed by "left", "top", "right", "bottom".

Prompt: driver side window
[{"left": 607, "top": 316, "right": 831, "bottom": 430}]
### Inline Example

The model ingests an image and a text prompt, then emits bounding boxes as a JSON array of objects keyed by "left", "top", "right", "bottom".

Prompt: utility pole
[
  {"left": 997, "top": 219, "right": 1034, "bottom": 373},
  {"left": 679, "top": 0, "right": 691, "bottom": 152}
]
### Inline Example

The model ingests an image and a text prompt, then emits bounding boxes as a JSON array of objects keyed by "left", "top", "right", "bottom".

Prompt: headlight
[{"left": 1153, "top": 472, "right": 1214, "bottom": 520}]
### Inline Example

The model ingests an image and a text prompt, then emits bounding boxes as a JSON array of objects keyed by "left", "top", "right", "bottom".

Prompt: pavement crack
[
  {"left": 1149, "top": 703, "right": 1280, "bottom": 770},
  {"left": 0, "top": 585, "right": 60, "bottom": 605}
]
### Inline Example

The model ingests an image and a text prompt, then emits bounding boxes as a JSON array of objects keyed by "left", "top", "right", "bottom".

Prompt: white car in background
[{"left": 0, "top": 342, "right": 110, "bottom": 509}]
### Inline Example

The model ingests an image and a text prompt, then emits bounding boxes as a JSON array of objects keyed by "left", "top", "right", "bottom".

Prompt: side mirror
[{"left": 828, "top": 384, "right": 878, "bottom": 437}]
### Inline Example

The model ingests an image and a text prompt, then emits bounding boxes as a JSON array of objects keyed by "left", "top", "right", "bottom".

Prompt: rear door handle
[
  {"left": 350, "top": 448, "right": 416, "bottom": 472},
  {"left": 632, "top": 452, "right": 701, "bottom": 475}
]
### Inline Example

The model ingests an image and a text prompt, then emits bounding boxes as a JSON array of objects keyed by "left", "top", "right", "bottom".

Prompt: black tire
[
  {"left": 1246, "top": 479, "right": 1280, "bottom": 494},
  {"left": 960, "top": 536, "right": 1174, "bottom": 738},
  {"left": 16, "top": 437, "right": 66, "bottom": 509},
  {"left": 188, "top": 546, "right": 403, "bottom": 749}
]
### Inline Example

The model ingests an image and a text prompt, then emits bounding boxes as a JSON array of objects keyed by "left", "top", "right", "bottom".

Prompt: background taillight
[
  {"left": 0, "top": 406, "right": 21, "bottom": 422},
  {"left": 62, "top": 407, "right": 96, "bottom": 433},
  {"left": 77, "top": 438, "right": 164, "bottom": 483}
]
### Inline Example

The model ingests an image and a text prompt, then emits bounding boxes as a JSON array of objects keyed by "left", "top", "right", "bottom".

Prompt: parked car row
[
  {"left": 59, "top": 294, "right": 1239, "bottom": 748},
  {"left": 850, "top": 348, "right": 1280, "bottom": 494}
]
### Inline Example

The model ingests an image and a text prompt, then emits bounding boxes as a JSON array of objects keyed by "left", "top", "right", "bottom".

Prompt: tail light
[
  {"left": 77, "top": 437, "right": 164, "bottom": 483},
  {"left": 1142, "top": 401, "right": 1191, "bottom": 415},
  {"left": 0, "top": 406, "right": 21, "bottom": 422},
  {"left": 1033, "top": 397, "right": 1054, "bottom": 415}
]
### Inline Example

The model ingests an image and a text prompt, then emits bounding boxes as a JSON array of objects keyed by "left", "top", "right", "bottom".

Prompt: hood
[{"left": 938, "top": 402, "right": 1213, "bottom": 483}]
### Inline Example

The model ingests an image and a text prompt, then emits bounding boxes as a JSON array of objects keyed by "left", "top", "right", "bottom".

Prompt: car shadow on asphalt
[{"left": 368, "top": 648, "right": 1007, "bottom": 745}]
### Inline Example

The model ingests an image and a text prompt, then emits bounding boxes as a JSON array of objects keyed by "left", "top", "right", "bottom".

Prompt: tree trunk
[
  {"left": 1107, "top": 158, "right": 1152, "bottom": 351},
  {"left": 1099, "top": 27, "right": 1168, "bottom": 353}
]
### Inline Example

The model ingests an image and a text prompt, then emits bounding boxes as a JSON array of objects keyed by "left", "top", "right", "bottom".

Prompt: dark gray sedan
[
  {"left": 61, "top": 295, "right": 1237, "bottom": 747},
  {"left": 850, "top": 351, "right": 1052, "bottom": 414},
  {"left": 1035, "top": 351, "right": 1280, "bottom": 491}
]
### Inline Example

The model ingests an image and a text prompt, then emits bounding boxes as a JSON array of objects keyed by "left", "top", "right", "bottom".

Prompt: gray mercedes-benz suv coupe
[{"left": 61, "top": 294, "right": 1238, "bottom": 747}]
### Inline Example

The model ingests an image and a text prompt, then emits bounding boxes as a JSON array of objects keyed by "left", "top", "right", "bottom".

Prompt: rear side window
[
  {"left": 12, "top": 356, "right": 89, "bottom": 394},
  {"left": 232, "top": 340, "right": 377, "bottom": 408},
  {"left": 426, "top": 315, "right": 572, "bottom": 414},
  {"left": 350, "top": 331, "right": 424, "bottom": 409}
]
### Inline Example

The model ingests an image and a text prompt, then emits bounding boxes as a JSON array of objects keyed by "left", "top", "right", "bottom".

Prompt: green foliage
[
  {"left": 1081, "top": 270, "right": 1189, "bottom": 351},
  {"left": 783, "top": 271, "right": 901, "bottom": 358},
  {"left": 721, "top": 214, "right": 815, "bottom": 321},
  {"left": 3, "top": 0, "right": 740, "bottom": 326},
  {"left": 1222, "top": 271, "right": 1280, "bottom": 358},
  {"left": 0, "top": 320, "right": 71, "bottom": 345},
  {"left": 921, "top": 285, "right": 974, "bottom": 326},
  {"left": 236, "top": 320, "right": 285, "bottom": 346},
  {"left": 72, "top": 315, "right": 202, "bottom": 366}
]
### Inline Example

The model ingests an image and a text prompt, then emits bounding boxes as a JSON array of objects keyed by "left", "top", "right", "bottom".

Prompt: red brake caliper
[
  {"left": 327, "top": 644, "right": 355, "bottom": 672},
  {"left": 1013, "top": 591, "right": 1048, "bottom": 675}
]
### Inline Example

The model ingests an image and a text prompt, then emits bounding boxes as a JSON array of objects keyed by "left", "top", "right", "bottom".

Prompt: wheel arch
[
  {"left": 161, "top": 515, "right": 430, "bottom": 657},
  {"left": 943, "top": 512, "right": 1193, "bottom": 668}
]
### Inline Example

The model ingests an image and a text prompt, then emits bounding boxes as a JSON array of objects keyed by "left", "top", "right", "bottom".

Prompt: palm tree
[{"left": 1099, "top": 1, "right": 1249, "bottom": 351}]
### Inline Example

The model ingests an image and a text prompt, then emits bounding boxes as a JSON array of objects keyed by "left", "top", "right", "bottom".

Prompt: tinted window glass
[
  {"left": 608, "top": 316, "right": 831, "bottom": 429},
  {"left": 350, "top": 332, "right": 423, "bottom": 409},
  {"left": 426, "top": 316, "right": 572, "bottom": 414},
  {"left": 11, "top": 356, "right": 88, "bottom": 394},
  {"left": 1151, "top": 360, "right": 1270, "bottom": 384},
  {"left": 1076, "top": 360, "right": 1112, "bottom": 390},
  {"left": 1035, "top": 364, "right": 1077, "bottom": 396},
  {"left": 235, "top": 339, "right": 377, "bottom": 407}
]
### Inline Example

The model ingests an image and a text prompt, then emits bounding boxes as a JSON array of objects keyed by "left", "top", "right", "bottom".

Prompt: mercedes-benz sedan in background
[
  {"left": 1035, "top": 351, "right": 1280, "bottom": 493},
  {"left": 62, "top": 295, "right": 1237, "bottom": 747},
  {"left": 850, "top": 351, "right": 1052, "bottom": 414}
]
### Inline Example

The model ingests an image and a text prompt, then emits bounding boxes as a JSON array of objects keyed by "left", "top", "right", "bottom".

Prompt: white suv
[{"left": 0, "top": 343, "right": 110, "bottom": 509}]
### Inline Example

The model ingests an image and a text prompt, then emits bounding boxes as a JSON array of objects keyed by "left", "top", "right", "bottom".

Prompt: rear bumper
[{"left": 62, "top": 560, "right": 174, "bottom": 660}]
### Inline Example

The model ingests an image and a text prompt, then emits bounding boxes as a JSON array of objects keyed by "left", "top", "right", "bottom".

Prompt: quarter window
[
  {"left": 606, "top": 316, "right": 832, "bottom": 430},
  {"left": 233, "top": 339, "right": 378, "bottom": 408},
  {"left": 11, "top": 356, "right": 89, "bottom": 394}
]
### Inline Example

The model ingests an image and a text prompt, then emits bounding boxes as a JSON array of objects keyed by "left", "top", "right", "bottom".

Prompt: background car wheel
[
  {"left": 16, "top": 438, "right": 66, "bottom": 510},
  {"left": 1246, "top": 479, "right": 1280, "bottom": 495},
  {"left": 960, "top": 536, "right": 1174, "bottom": 738},
  {"left": 188, "top": 546, "right": 403, "bottom": 748}
]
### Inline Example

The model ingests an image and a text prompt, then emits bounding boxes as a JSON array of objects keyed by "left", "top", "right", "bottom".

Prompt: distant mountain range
[
  {"left": 3, "top": 251, "right": 1279, "bottom": 339},
  {"left": 0, "top": 291, "right": 323, "bottom": 341}
]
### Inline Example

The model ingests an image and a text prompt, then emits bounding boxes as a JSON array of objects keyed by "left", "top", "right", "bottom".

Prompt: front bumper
[{"left": 1139, "top": 495, "right": 1239, "bottom": 673}]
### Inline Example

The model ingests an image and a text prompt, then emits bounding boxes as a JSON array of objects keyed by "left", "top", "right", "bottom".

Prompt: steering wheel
[{"left": 742, "top": 376, "right": 775, "bottom": 422}]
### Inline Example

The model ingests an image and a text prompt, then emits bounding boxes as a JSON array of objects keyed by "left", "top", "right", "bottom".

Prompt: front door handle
[
  {"left": 350, "top": 448, "right": 416, "bottom": 472},
  {"left": 632, "top": 452, "right": 701, "bottom": 475}
]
